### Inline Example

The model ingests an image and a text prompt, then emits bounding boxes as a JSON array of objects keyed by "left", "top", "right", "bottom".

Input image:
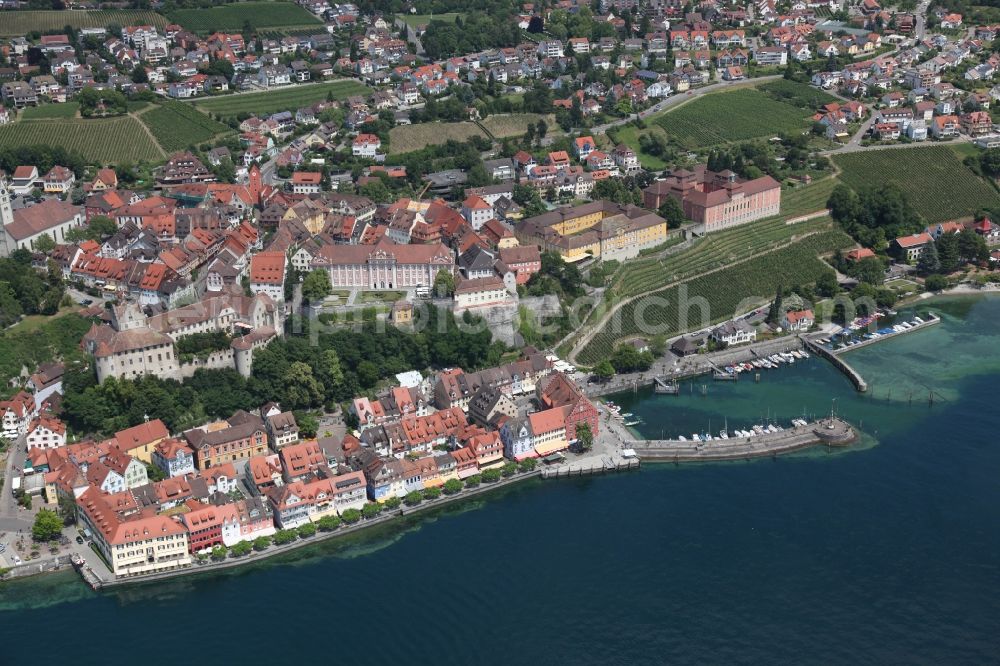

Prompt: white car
[{"left": 12, "top": 555, "right": 22, "bottom": 566}]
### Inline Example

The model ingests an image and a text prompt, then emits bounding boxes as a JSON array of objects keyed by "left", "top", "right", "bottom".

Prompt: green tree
[
  {"left": 433, "top": 268, "right": 456, "bottom": 297},
  {"left": 404, "top": 491, "right": 423, "bottom": 506},
  {"left": 851, "top": 257, "right": 885, "bottom": 286},
  {"left": 815, "top": 271, "right": 840, "bottom": 297},
  {"left": 518, "top": 457, "right": 538, "bottom": 472},
  {"left": 936, "top": 234, "right": 961, "bottom": 273},
  {"left": 230, "top": 540, "right": 253, "bottom": 557},
  {"left": 32, "top": 509, "right": 62, "bottom": 542},
  {"left": 317, "top": 515, "right": 341, "bottom": 531},
  {"left": 422, "top": 486, "right": 442, "bottom": 500},
  {"left": 384, "top": 496, "right": 402, "bottom": 509},
  {"left": 301, "top": 269, "right": 331, "bottom": 302},
  {"left": 501, "top": 461, "right": 517, "bottom": 477},
  {"left": 273, "top": 529, "right": 297, "bottom": 545},
  {"left": 464, "top": 474, "right": 482, "bottom": 488},
  {"left": 576, "top": 422, "right": 594, "bottom": 451},
  {"left": 916, "top": 241, "right": 940, "bottom": 275},
  {"left": 924, "top": 274, "right": 948, "bottom": 291},
  {"left": 281, "top": 362, "right": 324, "bottom": 410},
  {"left": 297, "top": 523, "right": 317, "bottom": 538},
  {"left": 253, "top": 536, "right": 271, "bottom": 551},
  {"left": 210, "top": 545, "right": 227, "bottom": 561},
  {"left": 362, "top": 503, "right": 381, "bottom": 519},
  {"left": 443, "top": 478, "right": 463, "bottom": 495},
  {"left": 657, "top": 197, "right": 686, "bottom": 228},
  {"left": 58, "top": 494, "right": 77, "bottom": 525},
  {"left": 482, "top": 468, "right": 502, "bottom": 483},
  {"left": 33, "top": 233, "right": 55, "bottom": 253},
  {"left": 767, "top": 283, "right": 784, "bottom": 325},
  {"left": 593, "top": 359, "right": 615, "bottom": 382},
  {"left": 341, "top": 508, "right": 362, "bottom": 524}
]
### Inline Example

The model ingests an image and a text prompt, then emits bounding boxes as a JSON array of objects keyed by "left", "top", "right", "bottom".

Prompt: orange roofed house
[
  {"left": 76, "top": 487, "right": 192, "bottom": 578},
  {"left": 249, "top": 250, "right": 287, "bottom": 303}
]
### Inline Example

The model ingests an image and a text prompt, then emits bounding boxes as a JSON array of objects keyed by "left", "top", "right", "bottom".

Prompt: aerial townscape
[{"left": 0, "top": 0, "right": 998, "bottom": 657}]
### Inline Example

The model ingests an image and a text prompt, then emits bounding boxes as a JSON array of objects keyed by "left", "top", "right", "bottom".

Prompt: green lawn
[
  {"left": 19, "top": 103, "right": 79, "bottom": 120},
  {"left": 610, "top": 124, "right": 670, "bottom": 170},
  {"left": 360, "top": 291, "right": 406, "bottom": 303},
  {"left": 166, "top": 1, "right": 322, "bottom": 33},
  {"left": 401, "top": 13, "right": 463, "bottom": 27},
  {"left": 195, "top": 80, "right": 369, "bottom": 117},
  {"left": 833, "top": 145, "right": 997, "bottom": 222}
]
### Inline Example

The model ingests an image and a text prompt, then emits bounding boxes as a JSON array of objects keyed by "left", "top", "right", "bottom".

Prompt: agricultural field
[
  {"left": 166, "top": 2, "right": 321, "bottom": 33},
  {"left": 388, "top": 122, "right": 487, "bottom": 154},
  {"left": 401, "top": 13, "right": 463, "bottom": 27},
  {"left": 0, "top": 117, "right": 163, "bottom": 163},
  {"left": 655, "top": 88, "right": 814, "bottom": 149},
  {"left": 833, "top": 146, "right": 998, "bottom": 223},
  {"left": 140, "top": 101, "right": 232, "bottom": 153},
  {"left": 479, "top": 113, "right": 553, "bottom": 139},
  {"left": 194, "top": 80, "right": 369, "bottom": 117},
  {"left": 19, "top": 103, "right": 79, "bottom": 120},
  {"left": 0, "top": 9, "right": 167, "bottom": 36},
  {"left": 576, "top": 229, "right": 854, "bottom": 364}
]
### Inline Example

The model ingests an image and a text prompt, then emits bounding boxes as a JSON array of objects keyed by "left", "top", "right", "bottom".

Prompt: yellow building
[{"left": 515, "top": 201, "right": 668, "bottom": 262}]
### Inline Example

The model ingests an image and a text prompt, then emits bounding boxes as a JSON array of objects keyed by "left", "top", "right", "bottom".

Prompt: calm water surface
[{"left": 1, "top": 296, "right": 998, "bottom": 665}]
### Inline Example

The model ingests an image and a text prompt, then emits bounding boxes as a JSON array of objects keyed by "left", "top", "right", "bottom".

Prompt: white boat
[
  {"left": 692, "top": 433, "right": 701, "bottom": 441},
  {"left": 621, "top": 412, "right": 633, "bottom": 418},
  {"left": 719, "top": 431, "right": 729, "bottom": 439},
  {"left": 914, "top": 316, "right": 924, "bottom": 324},
  {"left": 678, "top": 435, "right": 687, "bottom": 441}
]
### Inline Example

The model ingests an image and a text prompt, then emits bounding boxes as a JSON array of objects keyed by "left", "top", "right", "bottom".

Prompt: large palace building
[{"left": 643, "top": 166, "right": 781, "bottom": 233}]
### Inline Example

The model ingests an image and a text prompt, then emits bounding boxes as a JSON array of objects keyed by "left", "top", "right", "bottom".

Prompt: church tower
[
  {"left": 0, "top": 174, "right": 13, "bottom": 258},
  {"left": 248, "top": 163, "right": 262, "bottom": 206}
]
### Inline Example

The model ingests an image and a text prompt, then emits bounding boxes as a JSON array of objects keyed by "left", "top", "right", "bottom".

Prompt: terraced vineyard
[
  {"left": 0, "top": 117, "right": 163, "bottom": 163},
  {"left": 614, "top": 214, "right": 839, "bottom": 300},
  {"left": 576, "top": 229, "right": 854, "bottom": 364},
  {"left": 194, "top": 80, "right": 368, "bottom": 117},
  {"left": 140, "top": 102, "right": 232, "bottom": 153},
  {"left": 780, "top": 176, "right": 840, "bottom": 218},
  {"left": 0, "top": 9, "right": 167, "bottom": 36},
  {"left": 833, "top": 146, "right": 998, "bottom": 223},
  {"left": 166, "top": 2, "right": 321, "bottom": 33},
  {"left": 757, "top": 80, "right": 839, "bottom": 109},
  {"left": 656, "top": 88, "right": 813, "bottom": 149}
]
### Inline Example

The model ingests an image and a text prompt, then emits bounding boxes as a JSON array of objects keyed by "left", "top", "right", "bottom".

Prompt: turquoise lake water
[{"left": 1, "top": 295, "right": 998, "bottom": 664}]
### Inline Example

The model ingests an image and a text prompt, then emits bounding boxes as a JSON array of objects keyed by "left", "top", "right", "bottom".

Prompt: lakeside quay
[
  {"left": 628, "top": 418, "right": 856, "bottom": 463},
  {"left": 76, "top": 440, "right": 640, "bottom": 589},
  {"left": 81, "top": 468, "right": 543, "bottom": 589}
]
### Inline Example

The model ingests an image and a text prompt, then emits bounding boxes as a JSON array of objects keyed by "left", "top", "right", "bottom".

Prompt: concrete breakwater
[
  {"left": 801, "top": 337, "right": 868, "bottom": 392},
  {"left": 631, "top": 417, "right": 856, "bottom": 463},
  {"left": 830, "top": 313, "right": 941, "bottom": 355}
]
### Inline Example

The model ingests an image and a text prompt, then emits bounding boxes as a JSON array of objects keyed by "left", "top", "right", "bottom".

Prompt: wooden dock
[{"left": 631, "top": 417, "right": 856, "bottom": 462}]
